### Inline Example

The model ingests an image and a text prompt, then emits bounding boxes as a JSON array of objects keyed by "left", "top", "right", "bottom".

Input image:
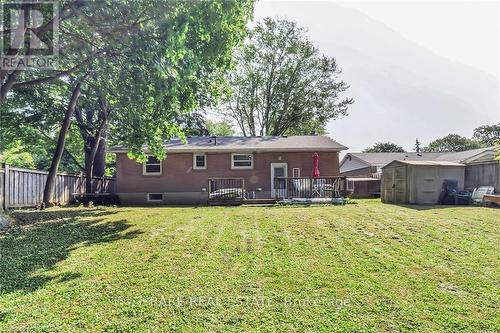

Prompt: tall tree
[
  {"left": 473, "top": 123, "right": 500, "bottom": 146},
  {"left": 364, "top": 142, "right": 405, "bottom": 153},
  {"left": 0, "top": 83, "right": 85, "bottom": 172},
  {"left": 43, "top": 79, "right": 84, "bottom": 205},
  {"left": 224, "top": 17, "right": 353, "bottom": 136},
  {"left": 423, "top": 134, "right": 484, "bottom": 152},
  {"left": 414, "top": 139, "right": 422, "bottom": 153},
  {"left": 74, "top": 94, "right": 112, "bottom": 193},
  {"left": 40, "top": 0, "right": 253, "bottom": 204}
]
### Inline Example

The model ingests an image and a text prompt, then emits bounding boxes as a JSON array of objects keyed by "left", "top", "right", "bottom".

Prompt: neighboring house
[
  {"left": 109, "top": 136, "right": 348, "bottom": 204},
  {"left": 340, "top": 147, "right": 499, "bottom": 198}
]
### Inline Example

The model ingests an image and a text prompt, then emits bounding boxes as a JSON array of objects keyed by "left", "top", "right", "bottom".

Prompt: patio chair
[{"left": 471, "top": 186, "right": 495, "bottom": 204}]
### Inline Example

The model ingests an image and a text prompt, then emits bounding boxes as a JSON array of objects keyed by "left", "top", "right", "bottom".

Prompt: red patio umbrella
[{"left": 312, "top": 152, "right": 320, "bottom": 177}]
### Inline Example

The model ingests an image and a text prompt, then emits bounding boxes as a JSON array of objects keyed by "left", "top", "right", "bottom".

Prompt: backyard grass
[{"left": 0, "top": 200, "right": 498, "bottom": 332}]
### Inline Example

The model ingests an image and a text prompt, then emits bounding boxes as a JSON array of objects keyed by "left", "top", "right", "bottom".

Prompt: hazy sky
[
  {"left": 252, "top": 1, "right": 500, "bottom": 152},
  {"left": 337, "top": 0, "right": 500, "bottom": 80},
  {"left": 255, "top": 0, "right": 500, "bottom": 79}
]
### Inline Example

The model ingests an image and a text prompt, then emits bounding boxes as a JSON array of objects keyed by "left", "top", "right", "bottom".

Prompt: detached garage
[{"left": 381, "top": 160, "right": 465, "bottom": 204}]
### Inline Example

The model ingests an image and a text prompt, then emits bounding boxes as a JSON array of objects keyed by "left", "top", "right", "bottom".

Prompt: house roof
[
  {"left": 109, "top": 136, "right": 348, "bottom": 153},
  {"left": 383, "top": 160, "right": 465, "bottom": 168},
  {"left": 341, "top": 147, "right": 496, "bottom": 168}
]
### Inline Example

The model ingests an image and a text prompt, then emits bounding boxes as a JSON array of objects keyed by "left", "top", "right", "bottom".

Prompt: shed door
[
  {"left": 393, "top": 166, "right": 407, "bottom": 204},
  {"left": 383, "top": 168, "right": 394, "bottom": 202}
]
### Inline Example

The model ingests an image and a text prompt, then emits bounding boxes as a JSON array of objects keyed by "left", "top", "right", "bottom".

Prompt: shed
[{"left": 381, "top": 160, "right": 465, "bottom": 204}]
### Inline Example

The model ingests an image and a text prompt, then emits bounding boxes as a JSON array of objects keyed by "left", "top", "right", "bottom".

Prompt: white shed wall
[{"left": 409, "top": 166, "right": 464, "bottom": 204}]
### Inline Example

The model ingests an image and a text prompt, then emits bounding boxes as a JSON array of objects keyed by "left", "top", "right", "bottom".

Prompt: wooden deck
[
  {"left": 207, "top": 198, "right": 276, "bottom": 206},
  {"left": 206, "top": 176, "right": 347, "bottom": 206}
]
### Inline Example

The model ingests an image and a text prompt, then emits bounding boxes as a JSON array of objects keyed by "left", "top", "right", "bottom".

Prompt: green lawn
[{"left": 0, "top": 200, "right": 498, "bottom": 332}]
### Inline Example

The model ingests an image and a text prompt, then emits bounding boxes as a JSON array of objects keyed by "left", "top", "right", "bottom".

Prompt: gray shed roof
[
  {"left": 345, "top": 147, "right": 495, "bottom": 167},
  {"left": 109, "top": 136, "right": 348, "bottom": 153}
]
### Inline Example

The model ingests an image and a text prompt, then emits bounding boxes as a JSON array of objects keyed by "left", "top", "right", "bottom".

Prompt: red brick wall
[{"left": 116, "top": 151, "right": 340, "bottom": 193}]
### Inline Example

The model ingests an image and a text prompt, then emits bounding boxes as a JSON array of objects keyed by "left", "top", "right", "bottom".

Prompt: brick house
[{"left": 109, "top": 136, "right": 348, "bottom": 204}]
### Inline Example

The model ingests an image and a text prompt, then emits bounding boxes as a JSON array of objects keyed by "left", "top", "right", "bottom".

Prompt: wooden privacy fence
[{"left": 0, "top": 165, "right": 115, "bottom": 209}]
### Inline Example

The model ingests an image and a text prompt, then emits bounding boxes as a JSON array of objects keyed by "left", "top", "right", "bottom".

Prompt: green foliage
[
  {"left": 0, "top": 83, "right": 84, "bottom": 172},
  {"left": 2, "top": 0, "right": 254, "bottom": 169},
  {"left": 284, "top": 119, "right": 328, "bottom": 136},
  {"left": 205, "top": 119, "right": 235, "bottom": 136},
  {"left": 105, "top": 153, "right": 116, "bottom": 177},
  {"left": 225, "top": 17, "right": 353, "bottom": 136},
  {"left": 473, "top": 123, "right": 500, "bottom": 146},
  {"left": 1, "top": 142, "right": 36, "bottom": 169},
  {"left": 1, "top": 201, "right": 498, "bottom": 331},
  {"left": 424, "top": 134, "right": 484, "bottom": 152},
  {"left": 105, "top": 0, "right": 254, "bottom": 161},
  {"left": 364, "top": 142, "right": 405, "bottom": 153}
]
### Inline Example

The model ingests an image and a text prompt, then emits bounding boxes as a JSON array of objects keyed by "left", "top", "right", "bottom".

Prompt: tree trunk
[
  {"left": 42, "top": 82, "right": 82, "bottom": 206},
  {"left": 0, "top": 70, "right": 22, "bottom": 104},
  {"left": 85, "top": 135, "right": 101, "bottom": 193},
  {"left": 83, "top": 137, "right": 93, "bottom": 194},
  {"left": 93, "top": 138, "right": 106, "bottom": 177},
  {"left": 84, "top": 114, "right": 108, "bottom": 193}
]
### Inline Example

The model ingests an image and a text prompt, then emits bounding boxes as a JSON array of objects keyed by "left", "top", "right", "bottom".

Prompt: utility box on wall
[{"left": 381, "top": 160, "right": 465, "bottom": 205}]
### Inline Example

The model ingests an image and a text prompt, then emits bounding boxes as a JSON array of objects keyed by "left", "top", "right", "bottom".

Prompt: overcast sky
[
  {"left": 256, "top": 0, "right": 499, "bottom": 79},
  {"left": 337, "top": 0, "right": 500, "bottom": 79},
  {"left": 252, "top": 0, "right": 500, "bottom": 152}
]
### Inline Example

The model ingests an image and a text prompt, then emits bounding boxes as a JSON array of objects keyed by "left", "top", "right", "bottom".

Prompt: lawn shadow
[{"left": 0, "top": 209, "right": 142, "bottom": 295}]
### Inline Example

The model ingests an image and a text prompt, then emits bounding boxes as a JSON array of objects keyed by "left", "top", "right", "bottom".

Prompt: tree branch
[{"left": 35, "top": 128, "right": 85, "bottom": 171}]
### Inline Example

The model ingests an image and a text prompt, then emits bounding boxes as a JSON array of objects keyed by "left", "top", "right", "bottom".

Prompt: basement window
[{"left": 147, "top": 193, "right": 164, "bottom": 202}]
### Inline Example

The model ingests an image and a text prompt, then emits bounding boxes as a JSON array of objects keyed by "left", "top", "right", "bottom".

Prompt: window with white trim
[
  {"left": 143, "top": 156, "right": 162, "bottom": 175},
  {"left": 193, "top": 153, "right": 207, "bottom": 170},
  {"left": 231, "top": 153, "right": 253, "bottom": 169},
  {"left": 147, "top": 193, "right": 163, "bottom": 201},
  {"left": 292, "top": 168, "right": 301, "bottom": 178}
]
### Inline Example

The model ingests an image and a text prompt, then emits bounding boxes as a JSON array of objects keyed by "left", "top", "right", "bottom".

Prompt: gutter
[{"left": 107, "top": 147, "right": 348, "bottom": 154}]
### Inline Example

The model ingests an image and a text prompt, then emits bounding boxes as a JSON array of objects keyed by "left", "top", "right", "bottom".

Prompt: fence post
[
  {"left": 343, "top": 176, "right": 347, "bottom": 197},
  {"left": 0, "top": 163, "right": 4, "bottom": 210},
  {"left": 3, "top": 164, "right": 9, "bottom": 210},
  {"left": 80, "top": 172, "right": 84, "bottom": 194}
]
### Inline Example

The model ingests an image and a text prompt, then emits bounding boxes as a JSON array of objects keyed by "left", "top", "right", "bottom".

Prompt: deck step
[{"left": 208, "top": 199, "right": 276, "bottom": 206}]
